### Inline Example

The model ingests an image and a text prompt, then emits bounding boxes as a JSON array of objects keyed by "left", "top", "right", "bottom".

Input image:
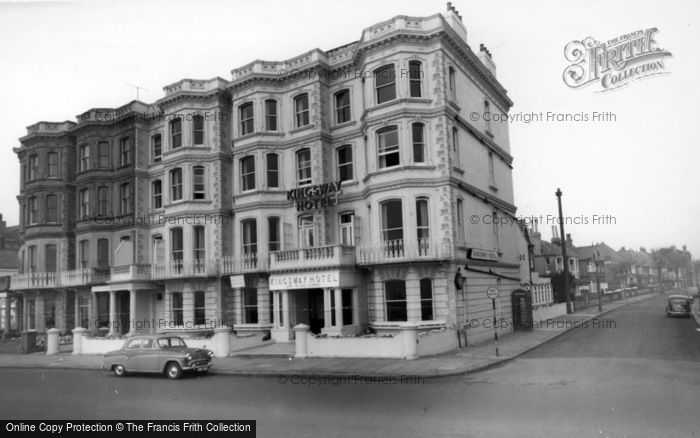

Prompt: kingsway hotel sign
[
  {"left": 269, "top": 270, "right": 340, "bottom": 290},
  {"left": 287, "top": 180, "right": 342, "bottom": 212}
]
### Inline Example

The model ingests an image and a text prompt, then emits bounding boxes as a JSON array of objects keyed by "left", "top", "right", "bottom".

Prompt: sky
[{"left": 0, "top": 0, "right": 698, "bottom": 257}]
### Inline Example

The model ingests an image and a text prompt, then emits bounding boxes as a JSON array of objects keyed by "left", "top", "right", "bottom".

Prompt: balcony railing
[
  {"left": 109, "top": 264, "right": 152, "bottom": 283},
  {"left": 60, "top": 268, "right": 107, "bottom": 286},
  {"left": 151, "top": 259, "right": 220, "bottom": 280},
  {"left": 10, "top": 272, "right": 58, "bottom": 289},
  {"left": 270, "top": 244, "right": 356, "bottom": 271},
  {"left": 357, "top": 239, "right": 453, "bottom": 265},
  {"left": 11, "top": 268, "right": 106, "bottom": 290},
  {"left": 220, "top": 253, "right": 269, "bottom": 274}
]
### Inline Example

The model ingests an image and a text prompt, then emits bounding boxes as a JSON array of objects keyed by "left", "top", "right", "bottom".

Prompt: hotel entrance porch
[{"left": 268, "top": 270, "right": 362, "bottom": 342}]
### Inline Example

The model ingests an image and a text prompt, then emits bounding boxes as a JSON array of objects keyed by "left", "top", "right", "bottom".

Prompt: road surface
[{"left": 1, "top": 294, "right": 699, "bottom": 437}]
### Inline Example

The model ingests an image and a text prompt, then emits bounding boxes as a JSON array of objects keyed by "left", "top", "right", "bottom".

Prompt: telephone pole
[{"left": 556, "top": 188, "right": 573, "bottom": 314}]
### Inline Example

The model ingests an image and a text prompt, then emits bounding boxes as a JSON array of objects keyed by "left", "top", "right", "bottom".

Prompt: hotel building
[{"left": 12, "top": 5, "right": 529, "bottom": 351}]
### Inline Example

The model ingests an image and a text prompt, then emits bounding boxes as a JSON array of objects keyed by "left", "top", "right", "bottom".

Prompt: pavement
[{"left": 0, "top": 292, "right": 660, "bottom": 378}]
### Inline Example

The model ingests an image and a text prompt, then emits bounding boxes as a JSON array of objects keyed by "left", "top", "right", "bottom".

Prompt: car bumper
[
  {"left": 667, "top": 311, "right": 691, "bottom": 317},
  {"left": 182, "top": 360, "right": 212, "bottom": 372}
]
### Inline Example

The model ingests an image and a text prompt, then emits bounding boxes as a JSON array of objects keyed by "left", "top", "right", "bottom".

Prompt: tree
[{"left": 550, "top": 271, "right": 577, "bottom": 303}]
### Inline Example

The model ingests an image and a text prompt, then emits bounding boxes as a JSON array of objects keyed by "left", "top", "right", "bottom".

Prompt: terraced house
[{"left": 12, "top": 4, "right": 529, "bottom": 355}]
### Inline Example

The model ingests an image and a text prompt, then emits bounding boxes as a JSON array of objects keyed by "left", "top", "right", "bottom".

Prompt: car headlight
[
  {"left": 208, "top": 350, "right": 214, "bottom": 358},
  {"left": 185, "top": 353, "right": 192, "bottom": 362}
]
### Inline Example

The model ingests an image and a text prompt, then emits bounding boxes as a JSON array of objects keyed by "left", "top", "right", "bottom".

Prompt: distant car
[
  {"left": 666, "top": 295, "right": 692, "bottom": 318},
  {"left": 103, "top": 335, "right": 214, "bottom": 379}
]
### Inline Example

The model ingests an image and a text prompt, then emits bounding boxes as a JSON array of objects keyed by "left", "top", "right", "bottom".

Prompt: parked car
[
  {"left": 103, "top": 335, "right": 214, "bottom": 379},
  {"left": 666, "top": 295, "right": 692, "bottom": 318}
]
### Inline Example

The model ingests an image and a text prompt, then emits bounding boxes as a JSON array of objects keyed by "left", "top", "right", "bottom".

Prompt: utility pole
[
  {"left": 556, "top": 188, "right": 572, "bottom": 314},
  {"left": 596, "top": 253, "right": 603, "bottom": 312}
]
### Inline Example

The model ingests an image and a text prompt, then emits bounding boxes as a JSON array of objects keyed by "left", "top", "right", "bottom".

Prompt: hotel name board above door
[
  {"left": 269, "top": 270, "right": 340, "bottom": 290},
  {"left": 287, "top": 180, "right": 342, "bottom": 212}
]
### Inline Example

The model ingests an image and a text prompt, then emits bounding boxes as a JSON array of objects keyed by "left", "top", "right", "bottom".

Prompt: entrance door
[
  {"left": 119, "top": 292, "right": 130, "bottom": 335},
  {"left": 307, "top": 289, "right": 324, "bottom": 334}
]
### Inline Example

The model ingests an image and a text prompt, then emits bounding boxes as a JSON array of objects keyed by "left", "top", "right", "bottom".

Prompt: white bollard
[
  {"left": 46, "top": 328, "right": 60, "bottom": 355},
  {"left": 72, "top": 327, "right": 86, "bottom": 355},
  {"left": 401, "top": 323, "right": 419, "bottom": 360},
  {"left": 213, "top": 327, "right": 232, "bottom": 358},
  {"left": 294, "top": 324, "right": 310, "bottom": 358}
]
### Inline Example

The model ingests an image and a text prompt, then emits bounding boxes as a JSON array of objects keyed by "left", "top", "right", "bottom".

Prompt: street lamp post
[
  {"left": 596, "top": 258, "right": 603, "bottom": 312},
  {"left": 556, "top": 188, "right": 573, "bottom": 314}
]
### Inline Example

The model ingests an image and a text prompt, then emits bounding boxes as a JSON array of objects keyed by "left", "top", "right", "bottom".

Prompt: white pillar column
[
  {"left": 72, "top": 327, "right": 86, "bottom": 355},
  {"left": 127, "top": 290, "right": 137, "bottom": 336},
  {"left": 272, "top": 291, "right": 280, "bottom": 327},
  {"left": 272, "top": 290, "right": 291, "bottom": 342},
  {"left": 281, "top": 291, "right": 290, "bottom": 328},
  {"left": 73, "top": 293, "right": 80, "bottom": 330},
  {"left": 334, "top": 289, "right": 343, "bottom": 328},
  {"left": 352, "top": 289, "right": 360, "bottom": 327},
  {"left": 108, "top": 290, "right": 117, "bottom": 336},
  {"left": 402, "top": 323, "right": 419, "bottom": 360},
  {"left": 46, "top": 327, "right": 60, "bottom": 355},
  {"left": 294, "top": 324, "right": 310, "bottom": 358},
  {"left": 323, "top": 288, "right": 331, "bottom": 329},
  {"left": 213, "top": 326, "right": 231, "bottom": 358}
]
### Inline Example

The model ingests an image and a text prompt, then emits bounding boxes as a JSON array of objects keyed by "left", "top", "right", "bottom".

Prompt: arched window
[
  {"left": 412, "top": 123, "right": 425, "bottom": 163},
  {"left": 334, "top": 89, "right": 351, "bottom": 124},
  {"left": 294, "top": 93, "right": 310, "bottom": 127},
  {"left": 409, "top": 61, "right": 422, "bottom": 97},
  {"left": 377, "top": 126, "right": 399, "bottom": 168},
  {"left": 240, "top": 156, "right": 255, "bottom": 191},
  {"left": 170, "top": 118, "right": 182, "bottom": 149},
  {"left": 45, "top": 195, "right": 58, "bottom": 223},
  {"left": 296, "top": 148, "right": 311, "bottom": 186},
  {"left": 265, "top": 99, "right": 277, "bottom": 131},
  {"left": 374, "top": 65, "right": 396, "bottom": 104},
  {"left": 239, "top": 103, "right": 254, "bottom": 135},
  {"left": 170, "top": 168, "right": 183, "bottom": 201}
]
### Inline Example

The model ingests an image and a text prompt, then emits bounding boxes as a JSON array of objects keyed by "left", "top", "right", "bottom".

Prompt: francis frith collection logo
[{"left": 563, "top": 28, "right": 672, "bottom": 92}]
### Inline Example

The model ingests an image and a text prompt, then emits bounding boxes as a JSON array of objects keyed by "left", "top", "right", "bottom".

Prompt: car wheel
[
  {"left": 113, "top": 364, "right": 126, "bottom": 377},
  {"left": 165, "top": 362, "right": 182, "bottom": 380}
]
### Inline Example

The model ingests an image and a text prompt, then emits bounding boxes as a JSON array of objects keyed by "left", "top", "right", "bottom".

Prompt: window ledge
[
  {"left": 164, "top": 146, "right": 210, "bottom": 156},
  {"left": 331, "top": 120, "right": 356, "bottom": 130},
  {"left": 163, "top": 200, "right": 211, "bottom": 208},
  {"left": 289, "top": 124, "right": 314, "bottom": 135},
  {"left": 363, "top": 165, "right": 437, "bottom": 182},
  {"left": 234, "top": 132, "right": 258, "bottom": 142}
]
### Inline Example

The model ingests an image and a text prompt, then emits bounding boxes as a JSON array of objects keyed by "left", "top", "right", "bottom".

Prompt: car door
[
  {"left": 138, "top": 338, "right": 161, "bottom": 372},
  {"left": 123, "top": 338, "right": 142, "bottom": 371}
]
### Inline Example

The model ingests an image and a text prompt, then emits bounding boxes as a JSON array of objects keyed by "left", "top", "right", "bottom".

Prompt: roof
[
  {"left": 576, "top": 242, "right": 621, "bottom": 263},
  {"left": 539, "top": 240, "right": 579, "bottom": 258}
]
